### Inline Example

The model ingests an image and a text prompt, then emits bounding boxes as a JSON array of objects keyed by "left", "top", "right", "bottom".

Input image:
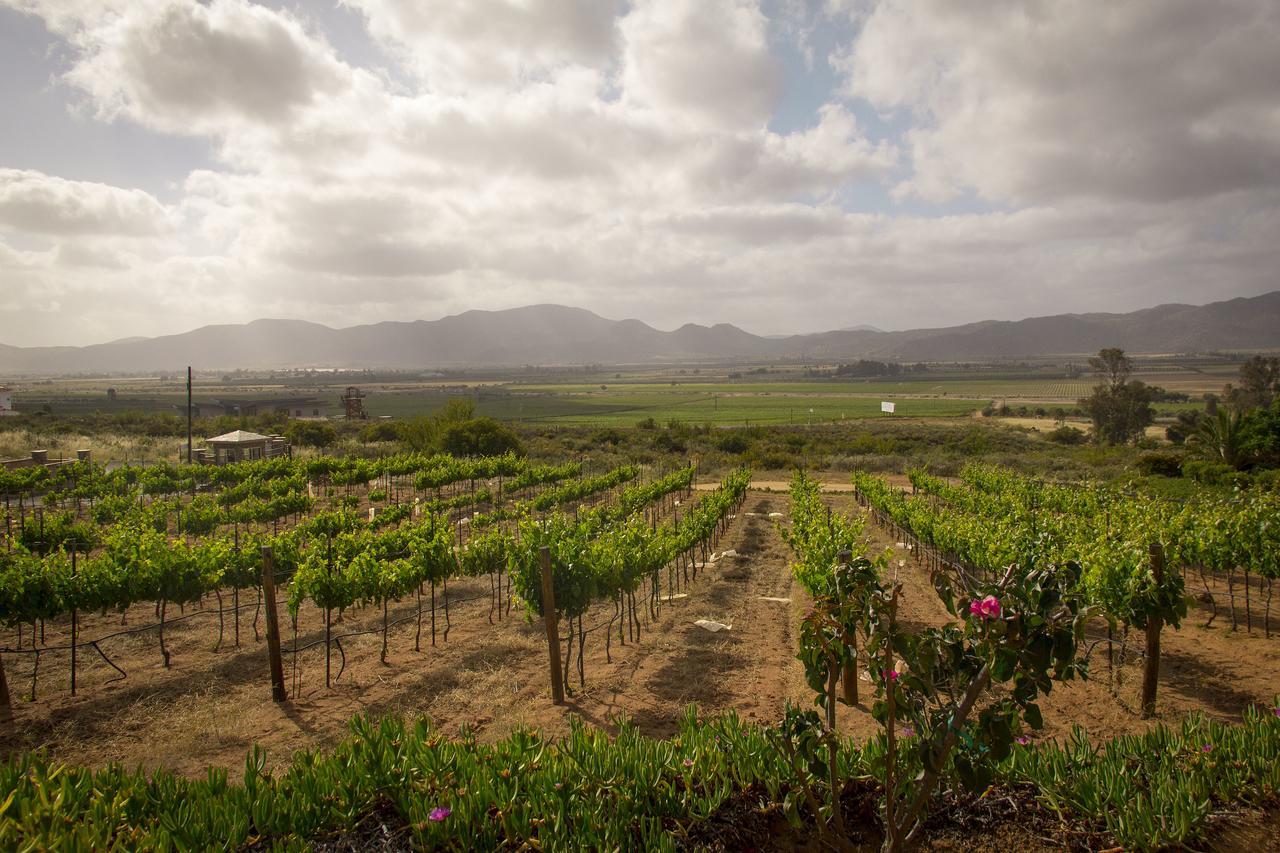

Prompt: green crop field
[{"left": 365, "top": 389, "right": 978, "bottom": 424}]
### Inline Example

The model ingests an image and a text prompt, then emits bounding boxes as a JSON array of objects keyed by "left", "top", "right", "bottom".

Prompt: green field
[
  {"left": 365, "top": 389, "right": 978, "bottom": 424},
  {"left": 9, "top": 357, "right": 1236, "bottom": 426}
]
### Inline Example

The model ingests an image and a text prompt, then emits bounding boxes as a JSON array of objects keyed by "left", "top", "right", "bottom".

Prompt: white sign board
[{"left": 880, "top": 401, "right": 896, "bottom": 414}]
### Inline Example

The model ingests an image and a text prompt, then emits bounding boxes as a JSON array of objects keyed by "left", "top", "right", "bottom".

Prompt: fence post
[
  {"left": 1141, "top": 543, "right": 1164, "bottom": 719},
  {"left": 837, "top": 548, "right": 858, "bottom": 706},
  {"left": 261, "top": 546, "right": 287, "bottom": 703},
  {"left": 0, "top": 653, "right": 11, "bottom": 726},
  {"left": 539, "top": 547, "right": 565, "bottom": 705}
]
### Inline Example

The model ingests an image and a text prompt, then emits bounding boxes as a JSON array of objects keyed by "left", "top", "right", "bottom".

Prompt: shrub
[
  {"left": 439, "top": 418, "right": 524, "bottom": 457},
  {"left": 1046, "top": 424, "right": 1087, "bottom": 445},
  {"left": 286, "top": 420, "right": 337, "bottom": 448},
  {"left": 715, "top": 433, "right": 751, "bottom": 454},
  {"left": 1135, "top": 451, "right": 1184, "bottom": 478},
  {"left": 359, "top": 421, "right": 401, "bottom": 443}
]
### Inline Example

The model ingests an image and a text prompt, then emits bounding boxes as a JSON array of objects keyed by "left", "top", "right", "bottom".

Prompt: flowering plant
[{"left": 790, "top": 547, "right": 1089, "bottom": 853}]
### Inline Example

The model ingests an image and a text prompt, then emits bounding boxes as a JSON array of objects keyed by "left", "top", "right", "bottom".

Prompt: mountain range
[{"left": 2, "top": 291, "right": 1278, "bottom": 374}]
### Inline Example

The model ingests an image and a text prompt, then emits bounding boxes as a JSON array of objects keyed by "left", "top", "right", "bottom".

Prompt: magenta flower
[
  {"left": 884, "top": 669, "right": 899, "bottom": 682},
  {"left": 969, "top": 595, "right": 1002, "bottom": 621},
  {"left": 1201, "top": 744, "right": 1213, "bottom": 753},
  {"left": 429, "top": 806, "right": 451, "bottom": 822},
  {"left": 682, "top": 758, "right": 694, "bottom": 768},
  {"left": 1274, "top": 705, "right": 1279, "bottom": 719},
  {"left": 1016, "top": 736, "right": 1030, "bottom": 746},
  {"left": 900, "top": 726, "right": 915, "bottom": 737}
]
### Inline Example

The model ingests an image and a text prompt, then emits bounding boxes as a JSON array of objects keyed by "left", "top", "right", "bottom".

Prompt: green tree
[
  {"left": 1241, "top": 396, "right": 1280, "bottom": 468},
  {"left": 285, "top": 420, "right": 337, "bottom": 448},
  {"left": 1079, "top": 348, "right": 1154, "bottom": 445},
  {"left": 439, "top": 417, "right": 523, "bottom": 457},
  {"left": 1224, "top": 355, "right": 1280, "bottom": 410}
]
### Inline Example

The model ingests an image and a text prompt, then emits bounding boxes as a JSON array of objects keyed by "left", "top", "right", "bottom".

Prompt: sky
[{"left": 0, "top": 0, "right": 1278, "bottom": 347}]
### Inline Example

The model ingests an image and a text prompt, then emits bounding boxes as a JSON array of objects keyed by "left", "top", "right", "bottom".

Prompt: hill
[{"left": 1, "top": 292, "right": 1277, "bottom": 373}]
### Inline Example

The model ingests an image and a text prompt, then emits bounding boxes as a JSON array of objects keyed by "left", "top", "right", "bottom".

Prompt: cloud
[
  {"left": 344, "top": 0, "right": 625, "bottom": 92},
  {"left": 835, "top": 0, "right": 1280, "bottom": 205},
  {"left": 620, "top": 0, "right": 782, "bottom": 130},
  {"left": 0, "top": 0, "right": 1276, "bottom": 348},
  {"left": 0, "top": 169, "right": 170, "bottom": 236},
  {"left": 55, "top": 0, "right": 355, "bottom": 134}
]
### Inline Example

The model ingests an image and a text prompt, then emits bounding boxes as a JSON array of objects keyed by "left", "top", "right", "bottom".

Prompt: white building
[{"left": 0, "top": 386, "right": 16, "bottom": 417}]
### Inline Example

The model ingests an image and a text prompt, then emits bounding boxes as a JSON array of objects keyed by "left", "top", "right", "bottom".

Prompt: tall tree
[
  {"left": 1089, "top": 347, "right": 1133, "bottom": 390},
  {"left": 1225, "top": 355, "right": 1280, "bottom": 410},
  {"left": 1079, "top": 347, "right": 1154, "bottom": 445}
]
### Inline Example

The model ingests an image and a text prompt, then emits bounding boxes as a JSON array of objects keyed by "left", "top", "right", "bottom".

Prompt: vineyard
[
  {"left": 0, "top": 451, "right": 755, "bottom": 723},
  {"left": 1, "top": 456, "right": 1278, "bottom": 850}
]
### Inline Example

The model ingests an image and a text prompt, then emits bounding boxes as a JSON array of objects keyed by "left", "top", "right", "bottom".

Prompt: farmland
[
  {"left": 4, "top": 355, "right": 1238, "bottom": 431},
  {"left": 0, "top": 441, "right": 1278, "bottom": 849}
]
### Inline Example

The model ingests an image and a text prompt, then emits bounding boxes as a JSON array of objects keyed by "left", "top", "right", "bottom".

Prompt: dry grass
[{"left": 0, "top": 428, "right": 175, "bottom": 464}]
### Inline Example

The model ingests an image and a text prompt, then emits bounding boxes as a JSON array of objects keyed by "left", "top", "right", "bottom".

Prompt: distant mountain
[
  {"left": 1, "top": 293, "right": 1277, "bottom": 373},
  {"left": 840, "top": 324, "right": 884, "bottom": 333}
]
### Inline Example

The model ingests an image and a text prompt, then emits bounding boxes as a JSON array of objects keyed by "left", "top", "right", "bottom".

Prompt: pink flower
[
  {"left": 1273, "top": 705, "right": 1279, "bottom": 719},
  {"left": 884, "top": 669, "right": 899, "bottom": 682},
  {"left": 969, "top": 595, "right": 1002, "bottom": 621},
  {"left": 682, "top": 758, "right": 694, "bottom": 768},
  {"left": 429, "top": 806, "right": 451, "bottom": 822},
  {"left": 1201, "top": 744, "right": 1213, "bottom": 753},
  {"left": 900, "top": 726, "right": 915, "bottom": 737},
  {"left": 1016, "top": 736, "right": 1030, "bottom": 746}
]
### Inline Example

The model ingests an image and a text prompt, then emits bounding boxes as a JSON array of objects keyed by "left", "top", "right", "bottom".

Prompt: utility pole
[{"left": 186, "top": 366, "right": 193, "bottom": 464}]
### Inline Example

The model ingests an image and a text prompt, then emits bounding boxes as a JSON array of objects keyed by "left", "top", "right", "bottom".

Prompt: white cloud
[
  {"left": 836, "top": 0, "right": 1280, "bottom": 205},
  {"left": 344, "top": 0, "right": 625, "bottom": 92},
  {"left": 0, "top": 169, "right": 170, "bottom": 236},
  {"left": 620, "top": 0, "right": 782, "bottom": 130},
  {"left": 58, "top": 0, "right": 355, "bottom": 134}
]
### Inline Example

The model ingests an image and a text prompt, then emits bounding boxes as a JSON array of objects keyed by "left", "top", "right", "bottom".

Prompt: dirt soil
[{"left": 3, "top": 488, "right": 1279, "bottom": 818}]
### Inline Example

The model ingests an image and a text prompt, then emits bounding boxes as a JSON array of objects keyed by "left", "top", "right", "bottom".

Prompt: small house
[
  {"left": 201, "top": 431, "right": 290, "bottom": 465},
  {"left": 0, "top": 386, "right": 16, "bottom": 417}
]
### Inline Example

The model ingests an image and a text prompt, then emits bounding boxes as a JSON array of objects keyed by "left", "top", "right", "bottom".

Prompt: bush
[
  {"left": 286, "top": 420, "right": 337, "bottom": 448},
  {"left": 1047, "top": 424, "right": 1087, "bottom": 445},
  {"left": 439, "top": 418, "right": 524, "bottom": 458},
  {"left": 1136, "top": 450, "right": 1184, "bottom": 477},
  {"left": 359, "top": 421, "right": 401, "bottom": 443},
  {"left": 715, "top": 433, "right": 751, "bottom": 454},
  {"left": 651, "top": 432, "right": 686, "bottom": 453},
  {"left": 589, "top": 428, "right": 627, "bottom": 447},
  {"left": 1182, "top": 458, "right": 1247, "bottom": 488}
]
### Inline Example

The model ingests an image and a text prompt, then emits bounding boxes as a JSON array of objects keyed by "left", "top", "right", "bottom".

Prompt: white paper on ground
[{"left": 694, "top": 619, "right": 731, "bottom": 632}]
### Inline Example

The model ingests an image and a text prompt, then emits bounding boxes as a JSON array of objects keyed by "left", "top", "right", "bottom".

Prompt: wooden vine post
[
  {"left": 260, "top": 546, "right": 288, "bottom": 703},
  {"left": 0, "top": 652, "right": 11, "bottom": 727},
  {"left": 837, "top": 548, "right": 858, "bottom": 705},
  {"left": 539, "top": 546, "right": 565, "bottom": 705},
  {"left": 1141, "top": 542, "right": 1164, "bottom": 719}
]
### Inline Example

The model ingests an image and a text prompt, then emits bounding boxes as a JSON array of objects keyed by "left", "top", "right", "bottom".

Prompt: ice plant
[{"left": 428, "top": 806, "right": 451, "bottom": 822}]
